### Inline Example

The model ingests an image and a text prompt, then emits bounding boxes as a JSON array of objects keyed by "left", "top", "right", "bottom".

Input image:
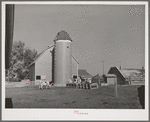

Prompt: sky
[{"left": 13, "top": 4, "right": 145, "bottom": 76}]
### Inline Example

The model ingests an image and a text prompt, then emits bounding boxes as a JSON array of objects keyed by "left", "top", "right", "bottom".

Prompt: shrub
[{"left": 8, "top": 78, "right": 20, "bottom": 82}]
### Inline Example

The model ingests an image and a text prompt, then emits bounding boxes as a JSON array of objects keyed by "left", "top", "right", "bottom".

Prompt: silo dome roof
[{"left": 54, "top": 30, "right": 72, "bottom": 42}]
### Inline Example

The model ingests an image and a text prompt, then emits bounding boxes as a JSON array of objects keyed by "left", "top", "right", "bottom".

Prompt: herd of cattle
[{"left": 39, "top": 75, "right": 100, "bottom": 90}]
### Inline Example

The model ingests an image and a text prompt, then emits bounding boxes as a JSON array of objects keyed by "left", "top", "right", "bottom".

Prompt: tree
[{"left": 6, "top": 41, "right": 37, "bottom": 82}]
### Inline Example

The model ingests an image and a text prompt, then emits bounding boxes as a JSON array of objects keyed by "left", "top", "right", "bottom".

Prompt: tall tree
[{"left": 6, "top": 41, "right": 37, "bottom": 81}]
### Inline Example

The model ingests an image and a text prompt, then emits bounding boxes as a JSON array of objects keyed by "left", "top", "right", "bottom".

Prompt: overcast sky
[{"left": 13, "top": 4, "right": 145, "bottom": 76}]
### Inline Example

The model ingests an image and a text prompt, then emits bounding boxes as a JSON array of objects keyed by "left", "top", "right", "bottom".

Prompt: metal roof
[
  {"left": 108, "top": 67, "right": 145, "bottom": 78},
  {"left": 105, "top": 74, "right": 117, "bottom": 78},
  {"left": 78, "top": 69, "right": 93, "bottom": 78},
  {"left": 54, "top": 30, "right": 72, "bottom": 42},
  {"left": 120, "top": 69, "right": 144, "bottom": 77}
]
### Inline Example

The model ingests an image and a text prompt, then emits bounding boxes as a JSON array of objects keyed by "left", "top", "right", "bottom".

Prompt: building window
[{"left": 36, "top": 75, "right": 41, "bottom": 80}]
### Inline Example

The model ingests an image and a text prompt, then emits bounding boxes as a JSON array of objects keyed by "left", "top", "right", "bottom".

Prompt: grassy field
[{"left": 5, "top": 85, "right": 142, "bottom": 109}]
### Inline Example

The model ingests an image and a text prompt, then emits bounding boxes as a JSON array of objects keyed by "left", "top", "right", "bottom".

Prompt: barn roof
[
  {"left": 28, "top": 45, "right": 54, "bottom": 67},
  {"left": 108, "top": 67, "right": 144, "bottom": 78},
  {"left": 105, "top": 74, "right": 117, "bottom": 78},
  {"left": 54, "top": 30, "right": 72, "bottom": 42},
  {"left": 78, "top": 69, "right": 93, "bottom": 78},
  {"left": 120, "top": 69, "right": 144, "bottom": 77}
]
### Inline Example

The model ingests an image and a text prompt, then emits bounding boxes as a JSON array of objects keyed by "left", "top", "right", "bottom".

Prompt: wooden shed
[{"left": 103, "top": 74, "right": 117, "bottom": 85}]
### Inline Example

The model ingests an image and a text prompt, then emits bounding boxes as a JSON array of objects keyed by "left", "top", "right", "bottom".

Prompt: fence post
[
  {"left": 129, "top": 76, "right": 131, "bottom": 85},
  {"left": 115, "top": 78, "right": 118, "bottom": 98}
]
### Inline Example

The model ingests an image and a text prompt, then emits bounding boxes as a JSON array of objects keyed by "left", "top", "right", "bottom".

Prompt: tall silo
[{"left": 53, "top": 30, "right": 72, "bottom": 86}]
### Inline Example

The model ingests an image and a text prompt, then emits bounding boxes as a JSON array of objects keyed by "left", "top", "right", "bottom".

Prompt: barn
[
  {"left": 107, "top": 67, "right": 145, "bottom": 85},
  {"left": 29, "top": 46, "right": 53, "bottom": 85},
  {"left": 29, "top": 30, "right": 79, "bottom": 86}
]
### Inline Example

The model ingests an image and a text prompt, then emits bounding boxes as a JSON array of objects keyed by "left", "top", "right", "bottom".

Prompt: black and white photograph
[{"left": 2, "top": 1, "right": 149, "bottom": 121}]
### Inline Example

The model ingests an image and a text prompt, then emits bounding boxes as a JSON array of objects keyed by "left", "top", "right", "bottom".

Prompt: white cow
[
  {"left": 39, "top": 80, "right": 52, "bottom": 90},
  {"left": 77, "top": 77, "right": 81, "bottom": 83}
]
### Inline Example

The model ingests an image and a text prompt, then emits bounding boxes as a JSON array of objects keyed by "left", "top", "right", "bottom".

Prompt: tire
[{"left": 90, "top": 83, "right": 98, "bottom": 89}]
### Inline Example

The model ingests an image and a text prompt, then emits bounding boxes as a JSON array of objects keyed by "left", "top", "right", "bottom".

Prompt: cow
[{"left": 39, "top": 80, "right": 53, "bottom": 90}]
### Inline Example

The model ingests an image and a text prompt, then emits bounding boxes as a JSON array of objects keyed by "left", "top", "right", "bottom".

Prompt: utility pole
[
  {"left": 115, "top": 77, "right": 118, "bottom": 98},
  {"left": 71, "top": 55, "right": 79, "bottom": 77},
  {"left": 77, "top": 63, "right": 78, "bottom": 77},
  {"left": 101, "top": 60, "right": 105, "bottom": 75}
]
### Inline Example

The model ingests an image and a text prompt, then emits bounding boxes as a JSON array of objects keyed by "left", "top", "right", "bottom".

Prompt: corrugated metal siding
[
  {"left": 108, "top": 67, "right": 125, "bottom": 85},
  {"left": 35, "top": 48, "right": 52, "bottom": 82},
  {"left": 29, "top": 64, "right": 35, "bottom": 81},
  {"left": 54, "top": 40, "right": 72, "bottom": 86}
]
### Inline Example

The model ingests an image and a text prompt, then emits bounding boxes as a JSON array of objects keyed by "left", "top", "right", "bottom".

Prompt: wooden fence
[{"left": 129, "top": 76, "right": 145, "bottom": 85}]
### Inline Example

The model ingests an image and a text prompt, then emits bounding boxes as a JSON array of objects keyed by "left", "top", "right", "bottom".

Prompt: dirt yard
[{"left": 5, "top": 84, "right": 142, "bottom": 109}]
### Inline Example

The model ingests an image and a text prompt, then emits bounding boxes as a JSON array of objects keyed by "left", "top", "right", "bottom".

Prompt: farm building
[
  {"left": 29, "top": 46, "right": 53, "bottom": 85},
  {"left": 92, "top": 74, "right": 101, "bottom": 85},
  {"left": 53, "top": 30, "right": 73, "bottom": 86},
  {"left": 78, "top": 69, "right": 93, "bottom": 79},
  {"left": 29, "top": 30, "right": 79, "bottom": 86},
  {"left": 103, "top": 74, "right": 117, "bottom": 85},
  {"left": 107, "top": 67, "right": 145, "bottom": 85}
]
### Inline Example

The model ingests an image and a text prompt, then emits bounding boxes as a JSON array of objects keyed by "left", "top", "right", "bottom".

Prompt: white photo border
[{"left": 2, "top": 1, "right": 149, "bottom": 121}]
